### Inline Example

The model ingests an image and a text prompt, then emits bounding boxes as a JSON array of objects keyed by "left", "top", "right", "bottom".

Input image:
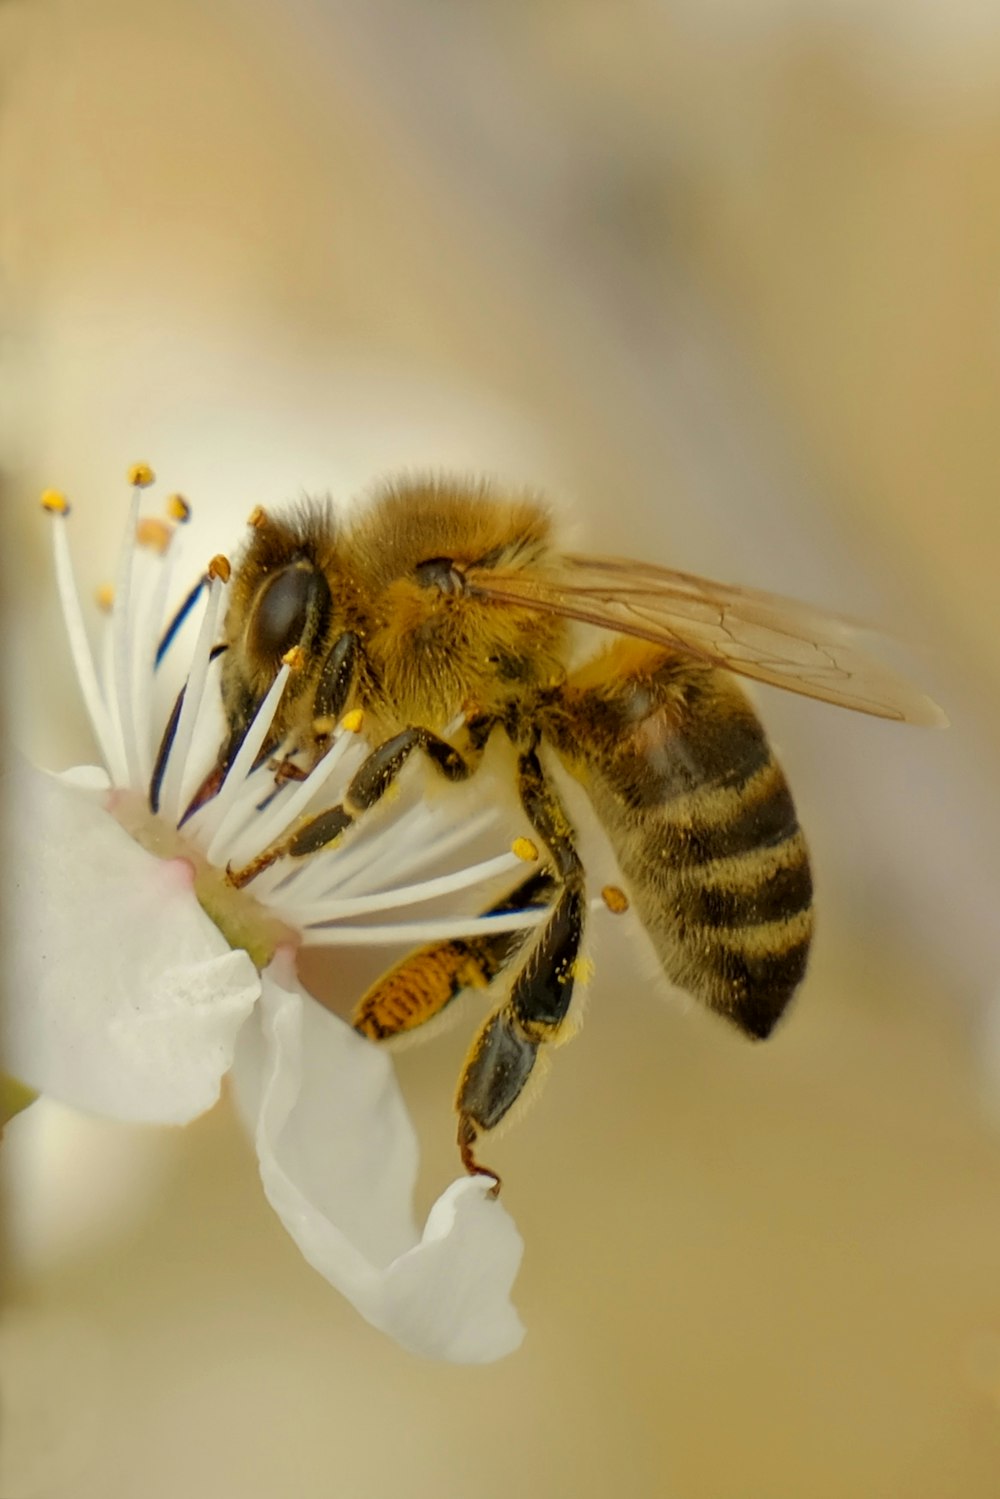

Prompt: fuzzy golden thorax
[{"left": 219, "top": 479, "right": 568, "bottom": 755}]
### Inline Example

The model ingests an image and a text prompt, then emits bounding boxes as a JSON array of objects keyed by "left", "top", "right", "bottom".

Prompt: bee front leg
[
  {"left": 226, "top": 722, "right": 491, "bottom": 888},
  {"left": 313, "top": 630, "right": 360, "bottom": 724},
  {"left": 455, "top": 745, "right": 586, "bottom": 1192}
]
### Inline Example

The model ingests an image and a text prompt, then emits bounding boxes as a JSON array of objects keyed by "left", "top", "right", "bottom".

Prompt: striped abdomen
[{"left": 542, "top": 639, "right": 813, "bottom": 1038}]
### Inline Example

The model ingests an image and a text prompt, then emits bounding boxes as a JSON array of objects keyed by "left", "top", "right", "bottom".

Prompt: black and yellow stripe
[{"left": 544, "top": 640, "right": 813, "bottom": 1039}]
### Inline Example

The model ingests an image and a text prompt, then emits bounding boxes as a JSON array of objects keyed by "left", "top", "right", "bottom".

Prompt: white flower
[{"left": 1, "top": 469, "right": 548, "bottom": 1362}]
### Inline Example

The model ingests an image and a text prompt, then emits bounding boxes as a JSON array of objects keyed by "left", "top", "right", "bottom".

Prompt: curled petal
[
  {"left": 1, "top": 755, "right": 259, "bottom": 1122},
  {"left": 232, "top": 964, "right": 525, "bottom": 1363}
]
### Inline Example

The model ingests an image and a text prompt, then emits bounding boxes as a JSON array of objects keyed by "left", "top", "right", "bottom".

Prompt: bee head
[{"left": 218, "top": 502, "right": 341, "bottom": 751}]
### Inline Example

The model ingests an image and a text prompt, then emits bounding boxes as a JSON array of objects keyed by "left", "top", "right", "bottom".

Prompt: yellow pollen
[
  {"left": 95, "top": 582, "right": 115, "bottom": 612},
  {"left": 571, "top": 955, "right": 595, "bottom": 985},
  {"left": 128, "top": 462, "right": 155, "bottom": 488},
  {"left": 601, "top": 885, "right": 630, "bottom": 914},
  {"left": 340, "top": 708, "right": 365, "bottom": 734},
  {"left": 136, "top": 517, "right": 173, "bottom": 554},
  {"left": 282, "top": 644, "right": 306, "bottom": 671},
  {"left": 208, "top": 553, "right": 231, "bottom": 583},
  {"left": 312, "top": 715, "right": 335, "bottom": 739},
  {"left": 40, "top": 489, "right": 70, "bottom": 515},
  {"left": 512, "top": 836, "right": 539, "bottom": 862},
  {"left": 248, "top": 505, "right": 268, "bottom": 528},
  {"left": 166, "top": 493, "right": 191, "bottom": 522}
]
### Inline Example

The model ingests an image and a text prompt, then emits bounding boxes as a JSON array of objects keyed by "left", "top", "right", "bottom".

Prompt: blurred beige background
[{"left": 3, "top": 1, "right": 1000, "bottom": 1495}]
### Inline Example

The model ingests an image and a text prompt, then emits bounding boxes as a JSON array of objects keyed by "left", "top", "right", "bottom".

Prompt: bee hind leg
[
  {"left": 456, "top": 745, "right": 586, "bottom": 1192},
  {"left": 352, "top": 868, "right": 556, "bottom": 1042}
]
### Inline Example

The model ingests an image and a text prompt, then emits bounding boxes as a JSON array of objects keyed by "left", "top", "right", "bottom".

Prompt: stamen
[
  {"left": 210, "top": 721, "right": 360, "bottom": 868},
  {"left": 43, "top": 493, "right": 123, "bottom": 780},
  {"left": 284, "top": 849, "right": 526, "bottom": 927},
  {"left": 186, "top": 661, "right": 291, "bottom": 840},
  {"left": 300, "top": 908, "right": 548, "bottom": 947},
  {"left": 155, "top": 574, "right": 226, "bottom": 823},
  {"left": 156, "top": 574, "right": 207, "bottom": 668},
  {"left": 132, "top": 526, "right": 182, "bottom": 783},
  {"left": 95, "top": 583, "right": 115, "bottom": 612},
  {"left": 107, "top": 481, "right": 145, "bottom": 789},
  {"left": 314, "top": 804, "right": 502, "bottom": 905},
  {"left": 166, "top": 493, "right": 191, "bottom": 522},
  {"left": 512, "top": 837, "right": 539, "bottom": 862},
  {"left": 136, "top": 518, "right": 173, "bottom": 554},
  {"left": 600, "top": 885, "right": 629, "bottom": 914},
  {"left": 149, "top": 685, "right": 185, "bottom": 813}
]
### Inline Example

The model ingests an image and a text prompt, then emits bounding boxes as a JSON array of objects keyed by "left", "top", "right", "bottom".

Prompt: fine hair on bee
[{"left": 199, "top": 475, "right": 944, "bottom": 1190}]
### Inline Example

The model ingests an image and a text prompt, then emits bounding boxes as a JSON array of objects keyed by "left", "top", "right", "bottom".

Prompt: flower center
[{"left": 109, "top": 788, "right": 297, "bottom": 969}]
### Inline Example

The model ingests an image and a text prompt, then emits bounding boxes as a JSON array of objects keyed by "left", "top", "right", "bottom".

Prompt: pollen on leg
[{"left": 570, "top": 954, "right": 595, "bottom": 985}]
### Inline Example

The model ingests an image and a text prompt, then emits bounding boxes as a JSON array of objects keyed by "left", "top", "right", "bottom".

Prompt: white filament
[
  {"left": 281, "top": 848, "right": 525, "bottom": 926},
  {"left": 156, "top": 576, "right": 226, "bottom": 824},
  {"left": 49, "top": 512, "right": 124, "bottom": 781},
  {"left": 301, "top": 909, "right": 548, "bottom": 947}
]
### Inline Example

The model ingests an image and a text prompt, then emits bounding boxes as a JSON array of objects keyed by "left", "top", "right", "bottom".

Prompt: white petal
[
  {"left": 1, "top": 755, "right": 260, "bottom": 1122},
  {"left": 232, "top": 966, "right": 525, "bottom": 1363}
]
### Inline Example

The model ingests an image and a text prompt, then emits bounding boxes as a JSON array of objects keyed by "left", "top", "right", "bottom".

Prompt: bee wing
[{"left": 468, "top": 553, "right": 947, "bottom": 726}]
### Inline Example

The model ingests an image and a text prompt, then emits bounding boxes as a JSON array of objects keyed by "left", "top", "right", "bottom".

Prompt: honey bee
[{"left": 211, "top": 478, "right": 943, "bottom": 1189}]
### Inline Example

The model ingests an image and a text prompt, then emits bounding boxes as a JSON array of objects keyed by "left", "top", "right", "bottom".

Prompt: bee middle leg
[
  {"left": 455, "top": 746, "right": 586, "bottom": 1192},
  {"left": 226, "top": 721, "right": 491, "bottom": 888}
]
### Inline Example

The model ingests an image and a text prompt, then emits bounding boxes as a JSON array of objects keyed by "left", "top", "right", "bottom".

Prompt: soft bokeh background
[{"left": 3, "top": 1, "right": 1000, "bottom": 1494}]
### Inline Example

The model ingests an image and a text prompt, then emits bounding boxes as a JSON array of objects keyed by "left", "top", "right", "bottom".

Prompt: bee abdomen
[
  {"left": 546, "top": 643, "right": 814, "bottom": 1039},
  {"left": 633, "top": 758, "right": 813, "bottom": 1039}
]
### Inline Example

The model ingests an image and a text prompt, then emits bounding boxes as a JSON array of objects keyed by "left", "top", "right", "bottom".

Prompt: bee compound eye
[{"left": 249, "top": 563, "right": 329, "bottom": 660}]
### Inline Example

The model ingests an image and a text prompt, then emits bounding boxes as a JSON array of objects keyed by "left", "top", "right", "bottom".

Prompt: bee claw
[{"left": 458, "top": 1118, "right": 502, "bottom": 1197}]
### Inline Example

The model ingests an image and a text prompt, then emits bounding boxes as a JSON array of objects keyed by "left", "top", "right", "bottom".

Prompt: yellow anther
[
  {"left": 512, "top": 836, "right": 539, "bottom": 863},
  {"left": 166, "top": 493, "right": 191, "bottom": 522},
  {"left": 136, "top": 517, "right": 173, "bottom": 554},
  {"left": 247, "top": 505, "right": 268, "bottom": 528},
  {"left": 128, "top": 462, "right": 155, "bottom": 488},
  {"left": 340, "top": 709, "right": 365, "bottom": 734},
  {"left": 282, "top": 644, "right": 306, "bottom": 671},
  {"left": 40, "top": 489, "right": 70, "bottom": 515},
  {"left": 601, "top": 885, "right": 629, "bottom": 915},
  {"left": 208, "top": 553, "right": 232, "bottom": 583},
  {"left": 312, "top": 715, "right": 336, "bottom": 739},
  {"left": 95, "top": 582, "right": 115, "bottom": 612}
]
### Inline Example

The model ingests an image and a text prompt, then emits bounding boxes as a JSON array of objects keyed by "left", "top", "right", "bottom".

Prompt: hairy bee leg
[
  {"left": 313, "top": 630, "right": 359, "bottom": 722},
  {"left": 456, "top": 746, "right": 586, "bottom": 1188},
  {"left": 353, "top": 869, "right": 557, "bottom": 1041},
  {"left": 227, "top": 722, "right": 492, "bottom": 887}
]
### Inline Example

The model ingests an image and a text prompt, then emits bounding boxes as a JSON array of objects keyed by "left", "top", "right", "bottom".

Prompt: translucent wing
[{"left": 467, "top": 553, "right": 946, "bottom": 726}]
